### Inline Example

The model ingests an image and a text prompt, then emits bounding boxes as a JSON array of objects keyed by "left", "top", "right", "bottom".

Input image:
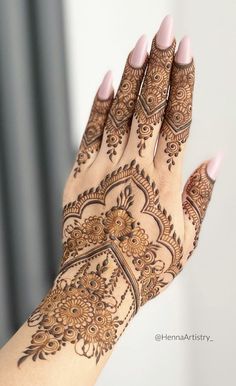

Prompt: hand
[{"left": 18, "top": 15, "right": 221, "bottom": 370}]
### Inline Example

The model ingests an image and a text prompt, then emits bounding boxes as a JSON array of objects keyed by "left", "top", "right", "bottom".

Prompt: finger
[
  {"left": 73, "top": 71, "right": 114, "bottom": 177},
  {"left": 124, "top": 15, "right": 175, "bottom": 161},
  {"left": 97, "top": 35, "right": 148, "bottom": 164},
  {"left": 154, "top": 37, "right": 194, "bottom": 183},
  {"left": 182, "top": 153, "right": 223, "bottom": 260}
]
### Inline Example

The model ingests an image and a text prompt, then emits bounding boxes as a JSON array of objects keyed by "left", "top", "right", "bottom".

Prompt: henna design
[
  {"left": 183, "top": 163, "right": 214, "bottom": 253},
  {"left": 19, "top": 160, "right": 185, "bottom": 366},
  {"left": 161, "top": 61, "right": 195, "bottom": 170},
  {"left": 18, "top": 251, "right": 136, "bottom": 366},
  {"left": 134, "top": 38, "right": 176, "bottom": 156},
  {"left": 105, "top": 57, "right": 147, "bottom": 161},
  {"left": 74, "top": 95, "right": 113, "bottom": 176}
]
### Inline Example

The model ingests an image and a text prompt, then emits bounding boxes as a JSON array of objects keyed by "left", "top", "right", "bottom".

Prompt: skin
[{"left": 0, "top": 15, "right": 221, "bottom": 386}]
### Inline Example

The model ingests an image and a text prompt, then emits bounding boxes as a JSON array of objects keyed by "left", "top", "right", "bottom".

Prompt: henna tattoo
[
  {"left": 19, "top": 161, "right": 200, "bottom": 366},
  {"left": 134, "top": 38, "right": 176, "bottom": 156},
  {"left": 183, "top": 163, "right": 214, "bottom": 253},
  {"left": 74, "top": 95, "right": 113, "bottom": 176},
  {"left": 161, "top": 60, "right": 195, "bottom": 170},
  {"left": 105, "top": 57, "right": 147, "bottom": 161},
  {"left": 18, "top": 250, "right": 136, "bottom": 366}
]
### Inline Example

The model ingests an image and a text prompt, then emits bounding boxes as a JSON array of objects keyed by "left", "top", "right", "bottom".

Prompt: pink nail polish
[
  {"left": 175, "top": 36, "right": 192, "bottom": 64},
  {"left": 129, "top": 35, "right": 148, "bottom": 68},
  {"left": 207, "top": 151, "right": 224, "bottom": 181},
  {"left": 156, "top": 15, "right": 174, "bottom": 49},
  {"left": 98, "top": 71, "right": 113, "bottom": 100}
]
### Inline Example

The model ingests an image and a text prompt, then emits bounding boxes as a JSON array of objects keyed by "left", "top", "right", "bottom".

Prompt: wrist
[{"left": 18, "top": 248, "right": 138, "bottom": 367}]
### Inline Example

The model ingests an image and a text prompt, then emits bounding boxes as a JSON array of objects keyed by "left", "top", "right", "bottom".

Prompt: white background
[{"left": 62, "top": 1, "right": 236, "bottom": 385}]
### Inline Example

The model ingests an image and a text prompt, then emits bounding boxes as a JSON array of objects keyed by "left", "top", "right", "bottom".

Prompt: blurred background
[{"left": 0, "top": 0, "right": 235, "bottom": 385}]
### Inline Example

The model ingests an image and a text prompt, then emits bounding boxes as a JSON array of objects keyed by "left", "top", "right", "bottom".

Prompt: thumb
[{"left": 182, "top": 152, "right": 223, "bottom": 259}]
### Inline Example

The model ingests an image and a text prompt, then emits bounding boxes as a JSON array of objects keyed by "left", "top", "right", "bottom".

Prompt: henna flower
[
  {"left": 31, "top": 330, "right": 61, "bottom": 355},
  {"left": 42, "top": 315, "right": 57, "bottom": 329},
  {"left": 80, "top": 273, "right": 106, "bottom": 295},
  {"left": 99, "top": 325, "right": 116, "bottom": 351},
  {"left": 168, "top": 103, "right": 189, "bottom": 127},
  {"left": 165, "top": 141, "right": 181, "bottom": 157},
  {"left": 137, "top": 124, "right": 153, "bottom": 140},
  {"left": 82, "top": 216, "right": 106, "bottom": 244},
  {"left": 106, "top": 132, "right": 121, "bottom": 148},
  {"left": 80, "top": 323, "right": 100, "bottom": 344},
  {"left": 104, "top": 209, "right": 133, "bottom": 238},
  {"left": 119, "top": 227, "right": 149, "bottom": 257},
  {"left": 94, "top": 309, "right": 112, "bottom": 327},
  {"left": 77, "top": 150, "right": 90, "bottom": 165},
  {"left": 37, "top": 288, "right": 66, "bottom": 317},
  {"left": 55, "top": 296, "right": 93, "bottom": 328},
  {"left": 63, "top": 327, "right": 78, "bottom": 343}
]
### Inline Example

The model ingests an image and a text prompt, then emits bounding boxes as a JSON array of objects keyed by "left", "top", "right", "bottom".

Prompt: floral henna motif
[
  {"left": 183, "top": 163, "right": 214, "bottom": 254},
  {"left": 161, "top": 60, "right": 195, "bottom": 170},
  {"left": 19, "top": 160, "right": 201, "bottom": 366},
  {"left": 134, "top": 38, "right": 176, "bottom": 156},
  {"left": 74, "top": 95, "right": 113, "bottom": 176},
  {"left": 18, "top": 251, "right": 136, "bottom": 366},
  {"left": 105, "top": 57, "right": 147, "bottom": 161}
]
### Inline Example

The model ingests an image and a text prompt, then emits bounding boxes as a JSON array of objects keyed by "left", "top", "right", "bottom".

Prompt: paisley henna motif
[
  {"left": 134, "top": 38, "right": 176, "bottom": 156},
  {"left": 183, "top": 163, "right": 214, "bottom": 253},
  {"left": 74, "top": 95, "right": 113, "bottom": 176},
  {"left": 161, "top": 60, "right": 195, "bottom": 170},
  {"left": 105, "top": 57, "right": 147, "bottom": 161},
  {"left": 18, "top": 160, "right": 185, "bottom": 366}
]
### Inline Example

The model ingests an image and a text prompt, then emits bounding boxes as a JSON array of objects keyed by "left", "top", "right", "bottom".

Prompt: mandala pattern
[
  {"left": 134, "top": 38, "right": 176, "bottom": 155},
  {"left": 74, "top": 95, "right": 113, "bottom": 176},
  {"left": 105, "top": 56, "right": 147, "bottom": 160},
  {"left": 19, "top": 159, "right": 213, "bottom": 366},
  {"left": 161, "top": 60, "right": 195, "bottom": 170},
  {"left": 183, "top": 162, "right": 214, "bottom": 253}
]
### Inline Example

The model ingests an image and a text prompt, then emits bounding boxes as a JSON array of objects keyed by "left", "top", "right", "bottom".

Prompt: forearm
[
  {"left": 0, "top": 321, "right": 111, "bottom": 386},
  {"left": 0, "top": 257, "right": 135, "bottom": 386}
]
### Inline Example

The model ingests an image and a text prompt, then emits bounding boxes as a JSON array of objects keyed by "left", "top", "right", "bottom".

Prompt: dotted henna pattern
[
  {"left": 134, "top": 38, "right": 176, "bottom": 156},
  {"left": 183, "top": 162, "right": 214, "bottom": 254},
  {"left": 74, "top": 95, "right": 113, "bottom": 176},
  {"left": 18, "top": 160, "right": 213, "bottom": 366},
  {"left": 161, "top": 60, "right": 195, "bottom": 170},
  {"left": 105, "top": 57, "right": 147, "bottom": 161}
]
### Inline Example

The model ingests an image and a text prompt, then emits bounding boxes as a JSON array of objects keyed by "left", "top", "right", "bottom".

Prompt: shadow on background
[{"left": 0, "top": 0, "right": 74, "bottom": 345}]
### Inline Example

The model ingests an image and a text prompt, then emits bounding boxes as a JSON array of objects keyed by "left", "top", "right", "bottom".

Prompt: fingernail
[
  {"left": 207, "top": 151, "right": 224, "bottom": 180},
  {"left": 175, "top": 36, "right": 192, "bottom": 64},
  {"left": 98, "top": 71, "right": 113, "bottom": 100},
  {"left": 129, "top": 35, "right": 148, "bottom": 68},
  {"left": 156, "top": 14, "right": 174, "bottom": 49}
]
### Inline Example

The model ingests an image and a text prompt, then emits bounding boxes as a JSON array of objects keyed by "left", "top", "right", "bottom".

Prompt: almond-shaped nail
[
  {"left": 98, "top": 71, "right": 113, "bottom": 100},
  {"left": 156, "top": 15, "right": 174, "bottom": 49},
  {"left": 175, "top": 36, "right": 192, "bottom": 64},
  {"left": 207, "top": 151, "right": 224, "bottom": 181},
  {"left": 129, "top": 35, "right": 148, "bottom": 68}
]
